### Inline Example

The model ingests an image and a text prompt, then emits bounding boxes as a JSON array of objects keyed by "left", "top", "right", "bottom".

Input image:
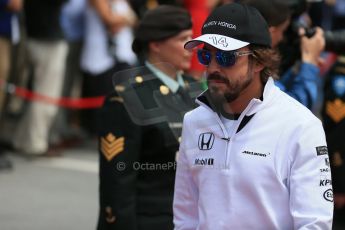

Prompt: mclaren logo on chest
[
  {"left": 198, "top": 132, "right": 215, "bottom": 150},
  {"left": 242, "top": 150, "right": 269, "bottom": 157}
]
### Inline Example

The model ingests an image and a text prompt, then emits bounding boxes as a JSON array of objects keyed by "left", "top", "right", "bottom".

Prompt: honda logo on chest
[{"left": 198, "top": 132, "right": 215, "bottom": 150}]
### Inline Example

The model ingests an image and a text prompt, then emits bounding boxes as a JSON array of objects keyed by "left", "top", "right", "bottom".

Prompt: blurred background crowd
[{"left": 1, "top": 0, "right": 345, "bottom": 228}]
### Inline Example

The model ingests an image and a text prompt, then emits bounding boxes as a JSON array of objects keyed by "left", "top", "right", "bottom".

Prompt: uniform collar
[{"left": 145, "top": 61, "right": 185, "bottom": 93}]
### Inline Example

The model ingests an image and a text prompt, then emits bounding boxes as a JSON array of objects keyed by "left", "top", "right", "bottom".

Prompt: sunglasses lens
[
  {"left": 197, "top": 49, "right": 211, "bottom": 66},
  {"left": 197, "top": 50, "right": 238, "bottom": 67},
  {"left": 216, "top": 51, "right": 236, "bottom": 67}
]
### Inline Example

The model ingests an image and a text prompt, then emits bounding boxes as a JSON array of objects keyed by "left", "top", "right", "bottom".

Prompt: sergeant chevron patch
[{"left": 101, "top": 133, "right": 125, "bottom": 161}]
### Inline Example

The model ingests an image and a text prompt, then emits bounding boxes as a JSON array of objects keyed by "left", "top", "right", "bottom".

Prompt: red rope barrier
[{"left": 1, "top": 81, "right": 105, "bottom": 109}]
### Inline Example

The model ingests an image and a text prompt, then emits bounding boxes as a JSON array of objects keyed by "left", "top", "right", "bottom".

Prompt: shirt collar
[
  {"left": 145, "top": 61, "right": 185, "bottom": 93},
  {"left": 196, "top": 77, "right": 276, "bottom": 115}
]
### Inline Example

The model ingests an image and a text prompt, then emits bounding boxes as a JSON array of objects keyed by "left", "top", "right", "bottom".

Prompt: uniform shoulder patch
[
  {"left": 101, "top": 133, "right": 125, "bottom": 161},
  {"left": 109, "top": 96, "right": 124, "bottom": 103}
]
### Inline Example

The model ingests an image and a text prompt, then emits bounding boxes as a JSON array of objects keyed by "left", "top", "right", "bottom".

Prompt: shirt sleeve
[
  {"left": 276, "top": 62, "right": 320, "bottom": 110},
  {"left": 97, "top": 95, "right": 141, "bottom": 230},
  {"left": 173, "top": 115, "right": 199, "bottom": 230},
  {"left": 288, "top": 119, "right": 333, "bottom": 229}
]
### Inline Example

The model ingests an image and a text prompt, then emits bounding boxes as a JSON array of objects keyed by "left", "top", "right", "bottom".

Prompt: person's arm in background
[
  {"left": 89, "top": 0, "right": 129, "bottom": 34},
  {"left": 276, "top": 27, "right": 325, "bottom": 110},
  {"left": 97, "top": 93, "right": 141, "bottom": 230}
]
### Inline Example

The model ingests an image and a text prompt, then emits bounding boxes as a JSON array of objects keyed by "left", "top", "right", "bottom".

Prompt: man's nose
[{"left": 206, "top": 55, "right": 221, "bottom": 73}]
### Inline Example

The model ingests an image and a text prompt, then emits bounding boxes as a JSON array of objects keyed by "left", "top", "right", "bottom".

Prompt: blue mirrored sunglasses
[{"left": 197, "top": 49, "right": 253, "bottom": 67}]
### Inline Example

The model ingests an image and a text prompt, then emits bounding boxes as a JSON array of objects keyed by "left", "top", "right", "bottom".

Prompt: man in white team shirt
[{"left": 173, "top": 2, "right": 333, "bottom": 230}]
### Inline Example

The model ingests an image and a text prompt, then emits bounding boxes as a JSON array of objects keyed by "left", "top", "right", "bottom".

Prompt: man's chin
[
  {"left": 209, "top": 90, "right": 226, "bottom": 103},
  {"left": 224, "top": 93, "right": 239, "bottom": 103},
  {"left": 209, "top": 89, "right": 239, "bottom": 104}
]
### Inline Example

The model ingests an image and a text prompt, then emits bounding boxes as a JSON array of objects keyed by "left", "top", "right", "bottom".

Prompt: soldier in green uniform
[{"left": 97, "top": 5, "right": 199, "bottom": 230}]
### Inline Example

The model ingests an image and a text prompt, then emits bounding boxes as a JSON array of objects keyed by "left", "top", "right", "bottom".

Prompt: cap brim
[{"left": 184, "top": 34, "right": 249, "bottom": 51}]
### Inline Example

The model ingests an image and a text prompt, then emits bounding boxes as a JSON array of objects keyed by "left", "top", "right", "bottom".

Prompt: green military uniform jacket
[{"left": 97, "top": 66, "right": 197, "bottom": 230}]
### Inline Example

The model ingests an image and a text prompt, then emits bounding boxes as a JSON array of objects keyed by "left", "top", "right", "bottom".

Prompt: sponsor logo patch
[
  {"left": 325, "top": 157, "right": 330, "bottom": 167},
  {"left": 242, "top": 150, "right": 269, "bottom": 158},
  {"left": 194, "top": 158, "right": 214, "bottom": 166},
  {"left": 320, "top": 179, "right": 332, "bottom": 187},
  {"left": 320, "top": 168, "right": 330, "bottom": 173},
  {"left": 316, "top": 146, "right": 328, "bottom": 156},
  {"left": 198, "top": 133, "right": 215, "bottom": 150},
  {"left": 323, "top": 189, "right": 333, "bottom": 202},
  {"left": 203, "top": 21, "right": 236, "bottom": 30}
]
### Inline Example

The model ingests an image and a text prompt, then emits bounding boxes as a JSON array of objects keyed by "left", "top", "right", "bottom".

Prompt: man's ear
[{"left": 253, "top": 60, "right": 264, "bottom": 73}]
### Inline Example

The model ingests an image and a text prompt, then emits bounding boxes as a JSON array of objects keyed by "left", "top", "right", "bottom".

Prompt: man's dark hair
[{"left": 249, "top": 45, "right": 281, "bottom": 83}]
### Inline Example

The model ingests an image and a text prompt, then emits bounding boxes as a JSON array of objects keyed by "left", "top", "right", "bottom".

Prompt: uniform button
[
  {"left": 105, "top": 206, "right": 116, "bottom": 223},
  {"left": 160, "top": 85, "right": 170, "bottom": 95},
  {"left": 135, "top": 75, "right": 143, "bottom": 83}
]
